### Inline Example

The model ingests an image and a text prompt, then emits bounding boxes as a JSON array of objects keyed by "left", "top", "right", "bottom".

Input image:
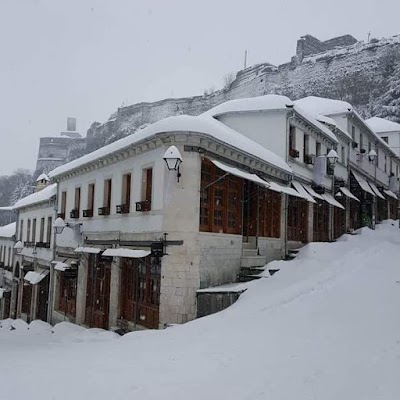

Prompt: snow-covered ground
[{"left": 1, "top": 221, "right": 400, "bottom": 400}]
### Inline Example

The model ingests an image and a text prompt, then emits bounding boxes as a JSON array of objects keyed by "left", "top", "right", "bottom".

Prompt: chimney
[{"left": 67, "top": 117, "right": 77, "bottom": 132}]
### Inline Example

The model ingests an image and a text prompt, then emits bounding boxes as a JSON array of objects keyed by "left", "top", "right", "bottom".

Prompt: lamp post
[
  {"left": 327, "top": 150, "right": 338, "bottom": 241},
  {"left": 13, "top": 241, "right": 24, "bottom": 255},
  {"left": 163, "top": 145, "right": 183, "bottom": 182},
  {"left": 368, "top": 149, "right": 378, "bottom": 229}
]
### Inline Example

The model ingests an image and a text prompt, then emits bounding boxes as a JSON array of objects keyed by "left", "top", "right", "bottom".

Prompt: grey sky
[{"left": 1, "top": 0, "right": 399, "bottom": 175}]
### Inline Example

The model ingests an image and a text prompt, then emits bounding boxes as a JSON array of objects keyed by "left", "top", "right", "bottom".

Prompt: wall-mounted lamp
[
  {"left": 163, "top": 145, "right": 183, "bottom": 182},
  {"left": 53, "top": 217, "right": 82, "bottom": 235},
  {"left": 327, "top": 149, "right": 339, "bottom": 166},
  {"left": 368, "top": 149, "right": 377, "bottom": 162},
  {"left": 13, "top": 240, "right": 24, "bottom": 255}
]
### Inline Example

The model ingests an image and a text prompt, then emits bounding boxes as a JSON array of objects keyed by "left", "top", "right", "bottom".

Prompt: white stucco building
[{"left": 0, "top": 222, "right": 15, "bottom": 319}]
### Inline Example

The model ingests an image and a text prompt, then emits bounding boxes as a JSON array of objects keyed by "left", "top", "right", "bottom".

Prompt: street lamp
[
  {"left": 14, "top": 240, "right": 24, "bottom": 255},
  {"left": 327, "top": 149, "right": 339, "bottom": 166},
  {"left": 368, "top": 149, "right": 377, "bottom": 162},
  {"left": 53, "top": 217, "right": 66, "bottom": 234},
  {"left": 163, "top": 145, "right": 183, "bottom": 182}
]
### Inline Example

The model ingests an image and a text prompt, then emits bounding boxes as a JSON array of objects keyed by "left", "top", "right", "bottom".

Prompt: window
[
  {"left": 19, "top": 220, "right": 24, "bottom": 241},
  {"left": 103, "top": 179, "right": 112, "bottom": 209},
  {"left": 390, "top": 159, "right": 393, "bottom": 175},
  {"left": 289, "top": 126, "right": 296, "bottom": 151},
  {"left": 27, "top": 219, "right": 31, "bottom": 243},
  {"left": 87, "top": 183, "right": 95, "bottom": 212},
  {"left": 351, "top": 125, "right": 356, "bottom": 141},
  {"left": 122, "top": 173, "right": 132, "bottom": 210},
  {"left": 316, "top": 142, "right": 321, "bottom": 156},
  {"left": 74, "top": 187, "right": 81, "bottom": 213},
  {"left": 360, "top": 133, "right": 363, "bottom": 150},
  {"left": 39, "top": 217, "right": 45, "bottom": 243},
  {"left": 32, "top": 219, "right": 37, "bottom": 243},
  {"left": 142, "top": 168, "right": 153, "bottom": 204},
  {"left": 381, "top": 136, "right": 389, "bottom": 144},
  {"left": 368, "top": 141, "right": 372, "bottom": 153},
  {"left": 60, "top": 191, "right": 67, "bottom": 218},
  {"left": 341, "top": 146, "right": 345, "bottom": 164},
  {"left": 303, "top": 134, "right": 309, "bottom": 160},
  {"left": 384, "top": 155, "right": 387, "bottom": 173},
  {"left": 46, "top": 216, "right": 52, "bottom": 245}
]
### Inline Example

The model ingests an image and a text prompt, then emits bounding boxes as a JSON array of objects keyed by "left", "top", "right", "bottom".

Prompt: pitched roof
[
  {"left": 365, "top": 117, "right": 400, "bottom": 133},
  {"left": 203, "top": 95, "right": 338, "bottom": 143},
  {"left": 49, "top": 115, "right": 292, "bottom": 178},
  {"left": 0, "top": 222, "right": 16, "bottom": 238},
  {"left": 294, "top": 96, "right": 354, "bottom": 116},
  {"left": 13, "top": 184, "right": 57, "bottom": 210}
]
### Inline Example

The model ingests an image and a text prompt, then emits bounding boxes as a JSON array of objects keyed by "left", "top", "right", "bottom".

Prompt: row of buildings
[{"left": 0, "top": 95, "right": 399, "bottom": 331}]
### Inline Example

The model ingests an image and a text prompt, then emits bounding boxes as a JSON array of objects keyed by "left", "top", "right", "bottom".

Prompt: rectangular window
[
  {"left": 122, "top": 173, "right": 132, "bottom": 210},
  {"left": 384, "top": 155, "right": 387, "bottom": 173},
  {"left": 60, "top": 191, "right": 67, "bottom": 218},
  {"left": 368, "top": 141, "right": 372, "bottom": 153},
  {"left": 20, "top": 220, "right": 24, "bottom": 242},
  {"left": 32, "top": 219, "right": 37, "bottom": 243},
  {"left": 27, "top": 219, "right": 31, "bottom": 243},
  {"left": 381, "top": 136, "right": 389, "bottom": 143},
  {"left": 303, "top": 134, "right": 309, "bottom": 160},
  {"left": 142, "top": 168, "right": 153, "bottom": 204},
  {"left": 39, "top": 217, "right": 45, "bottom": 243},
  {"left": 351, "top": 125, "right": 356, "bottom": 141},
  {"left": 289, "top": 126, "right": 296, "bottom": 151},
  {"left": 360, "top": 133, "right": 363, "bottom": 150},
  {"left": 74, "top": 187, "right": 81, "bottom": 213},
  {"left": 341, "top": 146, "right": 345, "bottom": 164},
  {"left": 316, "top": 142, "right": 321, "bottom": 156},
  {"left": 103, "top": 179, "right": 112, "bottom": 209},
  {"left": 88, "top": 183, "right": 95, "bottom": 211},
  {"left": 46, "top": 216, "right": 52, "bottom": 245},
  {"left": 390, "top": 159, "right": 393, "bottom": 175}
]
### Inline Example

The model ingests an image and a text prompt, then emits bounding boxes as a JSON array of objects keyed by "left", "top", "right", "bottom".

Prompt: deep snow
[{"left": 1, "top": 221, "right": 399, "bottom": 400}]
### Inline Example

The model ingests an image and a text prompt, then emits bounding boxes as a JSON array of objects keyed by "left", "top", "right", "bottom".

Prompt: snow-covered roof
[
  {"left": 294, "top": 96, "right": 354, "bottom": 116},
  {"left": 36, "top": 173, "right": 50, "bottom": 182},
  {"left": 365, "top": 117, "right": 400, "bottom": 133},
  {"left": 203, "top": 95, "right": 338, "bottom": 143},
  {"left": 0, "top": 222, "right": 16, "bottom": 238},
  {"left": 202, "top": 95, "right": 294, "bottom": 116},
  {"left": 13, "top": 184, "right": 57, "bottom": 210},
  {"left": 49, "top": 115, "right": 292, "bottom": 178}
]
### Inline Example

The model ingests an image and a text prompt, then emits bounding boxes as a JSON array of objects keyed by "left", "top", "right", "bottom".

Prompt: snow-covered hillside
[{"left": 1, "top": 221, "right": 399, "bottom": 400}]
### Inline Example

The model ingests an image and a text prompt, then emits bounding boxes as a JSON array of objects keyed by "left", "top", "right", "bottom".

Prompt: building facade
[{"left": 0, "top": 222, "right": 15, "bottom": 319}]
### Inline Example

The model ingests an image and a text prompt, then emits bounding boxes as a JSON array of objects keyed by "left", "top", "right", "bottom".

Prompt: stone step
[
  {"left": 242, "top": 241, "right": 257, "bottom": 250},
  {"left": 242, "top": 249, "right": 259, "bottom": 257},
  {"left": 237, "top": 274, "right": 263, "bottom": 282},
  {"left": 240, "top": 255, "right": 266, "bottom": 268}
]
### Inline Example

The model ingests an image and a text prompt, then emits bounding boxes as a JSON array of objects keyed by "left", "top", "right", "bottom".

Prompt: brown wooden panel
[
  {"left": 313, "top": 201, "right": 329, "bottom": 242},
  {"left": 36, "top": 274, "right": 49, "bottom": 322},
  {"left": 288, "top": 196, "right": 308, "bottom": 242}
]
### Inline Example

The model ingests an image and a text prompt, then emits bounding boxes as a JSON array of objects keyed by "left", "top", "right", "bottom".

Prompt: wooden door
[
  {"left": 3, "top": 291, "right": 11, "bottom": 319},
  {"left": 85, "top": 255, "right": 111, "bottom": 329},
  {"left": 120, "top": 257, "right": 160, "bottom": 329},
  {"left": 288, "top": 196, "right": 308, "bottom": 242},
  {"left": 21, "top": 283, "right": 32, "bottom": 321},
  {"left": 36, "top": 274, "right": 49, "bottom": 322}
]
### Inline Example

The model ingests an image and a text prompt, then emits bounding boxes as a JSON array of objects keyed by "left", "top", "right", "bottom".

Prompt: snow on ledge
[{"left": 13, "top": 184, "right": 57, "bottom": 210}]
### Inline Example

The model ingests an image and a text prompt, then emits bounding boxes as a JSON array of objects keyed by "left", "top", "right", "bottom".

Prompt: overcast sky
[{"left": 1, "top": 0, "right": 399, "bottom": 175}]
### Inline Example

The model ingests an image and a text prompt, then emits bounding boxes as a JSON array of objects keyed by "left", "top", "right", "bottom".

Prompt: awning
[
  {"left": 352, "top": 171, "right": 375, "bottom": 196},
  {"left": 0, "top": 288, "right": 11, "bottom": 299},
  {"left": 52, "top": 258, "right": 77, "bottom": 272},
  {"left": 74, "top": 247, "right": 102, "bottom": 254},
  {"left": 368, "top": 182, "right": 385, "bottom": 200},
  {"left": 339, "top": 187, "right": 360, "bottom": 202},
  {"left": 302, "top": 184, "right": 324, "bottom": 200},
  {"left": 102, "top": 248, "right": 151, "bottom": 258},
  {"left": 24, "top": 270, "right": 49, "bottom": 285},
  {"left": 321, "top": 193, "right": 345, "bottom": 210},
  {"left": 384, "top": 189, "right": 399, "bottom": 200},
  {"left": 291, "top": 181, "right": 316, "bottom": 203},
  {"left": 267, "top": 181, "right": 310, "bottom": 200},
  {"left": 211, "top": 159, "right": 268, "bottom": 187}
]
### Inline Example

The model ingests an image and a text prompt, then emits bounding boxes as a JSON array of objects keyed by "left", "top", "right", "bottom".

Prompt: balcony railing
[
  {"left": 83, "top": 209, "right": 94, "bottom": 218},
  {"left": 98, "top": 206, "right": 111, "bottom": 216},
  {"left": 136, "top": 201, "right": 151, "bottom": 212},
  {"left": 116, "top": 204, "right": 130, "bottom": 214},
  {"left": 289, "top": 148, "right": 300, "bottom": 158},
  {"left": 70, "top": 209, "right": 79, "bottom": 219}
]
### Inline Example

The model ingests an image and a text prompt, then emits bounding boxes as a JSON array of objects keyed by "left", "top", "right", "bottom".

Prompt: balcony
[
  {"left": 70, "top": 209, "right": 80, "bottom": 219},
  {"left": 83, "top": 209, "right": 94, "bottom": 218},
  {"left": 98, "top": 207, "right": 111, "bottom": 216},
  {"left": 136, "top": 201, "right": 151, "bottom": 212},
  {"left": 304, "top": 154, "right": 314, "bottom": 165},
  {"left": 35, "top": 242, "right": 50, "bottom": 249},
  {"left": 116, "top": 204, "right": 130, "bottom": 214},
  {"left": 289, "top": 148, "right": 300, "bottom": 158}
]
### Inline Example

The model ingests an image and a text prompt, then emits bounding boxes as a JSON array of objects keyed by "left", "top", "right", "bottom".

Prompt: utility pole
[
  {"left": 367, "top": 31, "right": 371, "bottom": 43},
  {"left": 244, "top": 50, "right": 247, "bottom": 69}
]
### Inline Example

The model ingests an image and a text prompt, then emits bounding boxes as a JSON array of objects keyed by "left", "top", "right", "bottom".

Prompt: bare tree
[{"left": 222, "top": 72, "right": 236, "bottom": 90}]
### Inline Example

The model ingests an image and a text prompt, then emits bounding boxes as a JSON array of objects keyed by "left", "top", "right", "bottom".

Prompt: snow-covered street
[{"left": 1, "top": 221, "right": 400, "bottom": 400}]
